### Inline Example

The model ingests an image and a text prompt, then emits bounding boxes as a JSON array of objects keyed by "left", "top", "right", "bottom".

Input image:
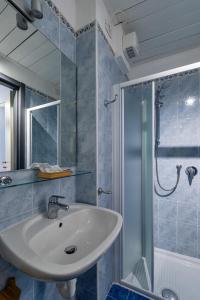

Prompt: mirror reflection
[{"left": 0, "top": 0, "right": 76, "bottom": 172}]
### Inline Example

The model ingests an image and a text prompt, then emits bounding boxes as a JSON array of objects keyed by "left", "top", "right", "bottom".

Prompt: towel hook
[{"left": 104, "top": 94, "right": 118, "bottom": 107}]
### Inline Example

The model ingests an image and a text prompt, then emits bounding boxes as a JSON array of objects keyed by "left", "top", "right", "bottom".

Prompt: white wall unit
[
  {"left": 129, "top": 45, "right": 200, "bottom": 80},
  {"left": 103, "top": 0, "right": 200, "bottom": 65}
]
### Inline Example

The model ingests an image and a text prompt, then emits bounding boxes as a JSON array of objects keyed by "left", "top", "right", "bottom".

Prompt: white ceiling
[
  {"left": 104, "top": 0, "right": 200, "bottom": 64},
  {"left": 0, "top": 0, "right": 60, "bottom": 88}
]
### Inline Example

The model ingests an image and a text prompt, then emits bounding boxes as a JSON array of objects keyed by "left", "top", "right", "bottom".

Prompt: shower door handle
[{"left": 98, "top": 187, "right": 112, "bottom": 195}]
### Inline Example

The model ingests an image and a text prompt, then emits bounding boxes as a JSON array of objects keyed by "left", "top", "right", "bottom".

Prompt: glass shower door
[{"left": 122, "top": 83, "right": 153, "bottom": 292}]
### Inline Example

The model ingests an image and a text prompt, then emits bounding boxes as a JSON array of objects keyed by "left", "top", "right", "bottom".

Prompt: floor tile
[
  {"left": 128, "top": 291, "right": 149, "bottom": 300},
  {"left": 108, "top": 284, "right": 129, "bottom": 300},
  {"left": 107, "top": 284, "right": 150, "bottom": 300}
]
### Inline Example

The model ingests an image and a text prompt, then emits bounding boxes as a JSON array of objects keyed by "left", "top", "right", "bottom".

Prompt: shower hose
[{"left": 154, "top": 147, "right": 182, "bottom": 197}]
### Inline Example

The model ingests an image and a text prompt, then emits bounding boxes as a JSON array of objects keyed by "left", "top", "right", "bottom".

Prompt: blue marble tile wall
[
  {"left": 0, "top": 0, "right": 77, "bottom": 299},
  {"left": 154, "top": 69, "right": 200, "bottom": 259},
  {"left": 76, "top": 24, "right": 98, "bottom": 300},
  {"left": 97, "top": 26, "right": 127, "bottom": 300},
  {"left": 60, "top": 53, "right": 77, "bottom": 167},
  {"left": 32, "top": 107, "right": 58, "bottom": 164},
  {"left": 0, "top": 3, "right": 126, "bottom": 300},
  {"left": 76, "top": 24, "right": 97, "bottom": 206},
  {"left": 76, "top": 23, "right": 127, "bottom": 300}
]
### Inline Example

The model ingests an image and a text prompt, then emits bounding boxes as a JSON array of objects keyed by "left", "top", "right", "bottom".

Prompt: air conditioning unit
[{"left": 123, "top": 32, "right": 139, "bottom": 62}]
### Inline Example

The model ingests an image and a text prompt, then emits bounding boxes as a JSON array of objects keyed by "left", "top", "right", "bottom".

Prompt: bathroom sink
[{"left": 0, "top": 204, "right": 122, "bottom": 281}]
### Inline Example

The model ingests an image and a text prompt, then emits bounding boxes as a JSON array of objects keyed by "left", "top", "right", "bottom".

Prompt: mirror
[{"left": 0, "top": 0, "right": 76, "bottom": 172}]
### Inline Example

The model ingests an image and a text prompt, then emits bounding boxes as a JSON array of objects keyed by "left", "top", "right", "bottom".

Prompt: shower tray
[{"left": 154, "top": 248, "right": 200, "bottom": 300}]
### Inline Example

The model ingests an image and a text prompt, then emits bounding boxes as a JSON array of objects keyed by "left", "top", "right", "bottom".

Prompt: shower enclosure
[{"left": 113, "top": 62, "right": 200, "bottom": 300}]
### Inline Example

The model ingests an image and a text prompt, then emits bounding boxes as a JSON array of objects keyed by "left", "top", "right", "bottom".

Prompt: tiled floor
[{"left": 106, "top": 284, "right": 150, "bottom": 300}]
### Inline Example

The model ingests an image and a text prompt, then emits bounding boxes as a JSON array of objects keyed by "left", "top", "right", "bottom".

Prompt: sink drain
[
  {"left": 162, "top": 288, "right": 178, "bottom": 300},
  {"left": 64, "top": 246, "right": 77, "bottom": 255}
]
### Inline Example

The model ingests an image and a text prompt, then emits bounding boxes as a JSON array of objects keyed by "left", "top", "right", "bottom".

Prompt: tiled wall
[
  {"left": 76, "top": 23, "right": 127, "bottom": 300},
  {"left": 60, "top": 53, "right": 77, "bottom": 167},
  {"left": 0, "top": 2, "right": 127, "bottom": 300},
  {"left": 76, "top": 23, "right": 97, "bottom": 207},
  {"left": 154, "top": 69, "right": 200, "bottom": 259},
  {"left": 76, "top": 24, "right": 97, "bottom": 300},
  {"left": 97, "top": 25, "right": 126, "bottom": 210},
  {"left": 0, "top": 1, "right": 78, "bottom": 299},
  {"left": 97, "top": 26, "right": 127, "bottom": 300}
]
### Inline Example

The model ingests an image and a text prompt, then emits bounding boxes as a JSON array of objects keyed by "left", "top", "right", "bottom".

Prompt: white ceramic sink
[{"left": 0, "top": 204, "right": 122, "bottom": 281}]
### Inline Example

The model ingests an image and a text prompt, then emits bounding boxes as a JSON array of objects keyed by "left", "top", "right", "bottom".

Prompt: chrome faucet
[{"left": 47, "top": 195, "right": 69, "bottom": 219}]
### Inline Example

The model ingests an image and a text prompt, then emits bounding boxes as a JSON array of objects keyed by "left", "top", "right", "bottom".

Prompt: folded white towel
[{"left": 31, "top": 163, "right": 66, "bottom": 173}]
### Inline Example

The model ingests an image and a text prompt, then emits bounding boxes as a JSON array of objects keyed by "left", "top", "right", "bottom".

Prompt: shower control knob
[{"left": 185, "top": 166, "right": 197, "bottom": 186}]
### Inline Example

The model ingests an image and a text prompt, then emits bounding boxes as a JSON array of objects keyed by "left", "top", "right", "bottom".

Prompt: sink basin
[{"left": 0, "top": 204, "right": 122, "bottom": 281}]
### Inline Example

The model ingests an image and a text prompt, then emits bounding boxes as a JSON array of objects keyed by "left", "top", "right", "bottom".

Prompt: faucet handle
[
  {"left": 53, "top": 195, "right": 65, "bottom": 199},
  {"left": 49, "top": 195, "right": 65, "bottom": 204}
]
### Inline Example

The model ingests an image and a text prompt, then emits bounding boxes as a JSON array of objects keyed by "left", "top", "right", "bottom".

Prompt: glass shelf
[{"left": 0, "top": 170, "right": 92, "bottom": 190}]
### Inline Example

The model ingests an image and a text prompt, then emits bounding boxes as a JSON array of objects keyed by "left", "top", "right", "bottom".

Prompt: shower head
[{"left": 31, "top": 0, "right": 43, "bottom": 19}]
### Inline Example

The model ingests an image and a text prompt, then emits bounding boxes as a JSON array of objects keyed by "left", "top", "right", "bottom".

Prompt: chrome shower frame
[{"left": 112, "top": 61, "right": 200, "bottom": 300}]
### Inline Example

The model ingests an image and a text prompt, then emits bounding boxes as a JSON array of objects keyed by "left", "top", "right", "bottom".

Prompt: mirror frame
[{"left": 0, "top": 72, "right": 25, "bottom": 170}]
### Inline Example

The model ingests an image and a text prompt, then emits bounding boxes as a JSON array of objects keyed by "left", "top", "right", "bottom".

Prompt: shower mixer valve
[{"left": 185, "top": 166, "right": 198, "bottom": 186}]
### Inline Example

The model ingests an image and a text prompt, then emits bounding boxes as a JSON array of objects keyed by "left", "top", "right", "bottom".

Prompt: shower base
[
  {"left": 123, "top": 248, "right": 200, "bottom": 300},
  {"left": 154, "top": 248, "right": 200, "bottom": 300},
  {"left": 124, "top": 257, "right": 151, "bottom": 291}
]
